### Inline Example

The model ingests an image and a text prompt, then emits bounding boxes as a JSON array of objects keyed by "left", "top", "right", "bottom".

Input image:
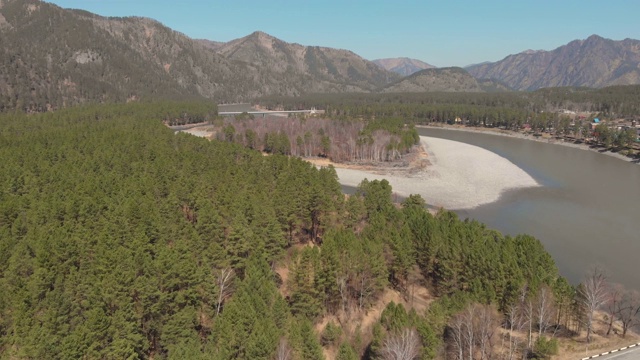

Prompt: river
[
  {"left": 215, "top": 104, "right": 639, "bottom": 288},
  {"left": 418, "top": 127, "right": 640, "bottom": 289}
]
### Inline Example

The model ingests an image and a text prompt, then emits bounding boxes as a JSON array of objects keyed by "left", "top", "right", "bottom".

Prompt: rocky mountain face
[
  {"left": 381, "top": 67, "right": 508, "bottom": 93},
  {"left": 372, "top": 57, "right": 435, "bottom": 76},
  {"left": 0, "top": 1, "right": 397, "bottom": 111},
  {"left": 467, "top": 35, "right": 640, "bottom": 91},
  {"left": 194, "top": 39, "right": 225, "bottom": 52},
  {"left": 216, "top": 31, "right": 399, "bottom": 93}
]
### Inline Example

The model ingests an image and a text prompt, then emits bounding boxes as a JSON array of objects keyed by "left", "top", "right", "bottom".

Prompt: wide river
[{"left": 418, "top": 127, "right": 640, "bottom": 289}]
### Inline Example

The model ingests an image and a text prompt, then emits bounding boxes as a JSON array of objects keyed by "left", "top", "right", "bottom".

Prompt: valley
[{"left": 2, "top": 1, "right": 640, "bottom": 359}]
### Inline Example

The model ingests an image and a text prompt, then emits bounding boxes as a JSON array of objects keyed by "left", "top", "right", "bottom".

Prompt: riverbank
[
  {"left": 420, "top": 124, "right": 640, "bottom": 164},
  {"left": 319, "top": 136, "right": 540, "bottom": 210},
  {"left": 173, "top": 124, "right": 216, "bottom": 139},
  {"left": 175, "top": 125, "right": 541, "bottom": 210}
]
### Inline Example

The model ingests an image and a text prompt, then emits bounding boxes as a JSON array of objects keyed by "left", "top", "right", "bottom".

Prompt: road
[{"left": 585, "top": 345, "right": 640, "bottom": 360}]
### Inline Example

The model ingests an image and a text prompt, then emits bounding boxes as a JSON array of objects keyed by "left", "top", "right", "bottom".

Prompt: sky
[{"left": 47, "top": 0, "right": 640, "bottom": 67}]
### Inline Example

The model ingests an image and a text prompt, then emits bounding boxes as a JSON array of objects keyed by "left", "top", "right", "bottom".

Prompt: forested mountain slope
[
  {"left": 381, "top": 67, "right": 504, "bottom": 93},
  {"left": 0, "top": 1, "right": 398, "bottom": 112},
  {"left": 467, "top": 35, "right": 640, "bottom": 90},
  {"left": 0, "top": 102, "right": 576, "bottom": 359}
]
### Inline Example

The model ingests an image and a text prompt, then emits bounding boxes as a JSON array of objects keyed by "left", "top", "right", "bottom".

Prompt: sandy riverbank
[
  {"left": 420, "top": 125, "right": 639, "bottom": 164},
  {"left": 174, "top": 126, "right": 541, "bottom": 210},
  {"left": 331, "top": 136, "right": 540, "bottom": 210},
  {"left": 176, "top": 125, "right": 216, "bottom": 139}
]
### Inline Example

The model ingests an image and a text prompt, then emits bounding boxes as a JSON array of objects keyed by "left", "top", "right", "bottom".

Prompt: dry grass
[{"left": 553, "top": 311, "right": 640, "bottom": 359}]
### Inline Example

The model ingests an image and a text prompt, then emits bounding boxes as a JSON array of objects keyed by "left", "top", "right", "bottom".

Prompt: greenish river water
[{"left": 418, "top": 128, "right": 640, "bottom": 288}]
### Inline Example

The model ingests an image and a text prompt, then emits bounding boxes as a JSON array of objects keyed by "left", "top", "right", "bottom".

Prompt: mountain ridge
[
  {"left": 467, "top": 34, "right": 640, "bottom": 90},
  {"left": 215, "top": 30, "right": 398, "bottom": 92},
  {"left": 2, "top": 1, "right": 639, "bottom": 111},
  {"left": 372, "top": 57, "right": 436, "bottom": 76},
  {"left": 0, "top": 1, "right": 398, "bottom": 111}
]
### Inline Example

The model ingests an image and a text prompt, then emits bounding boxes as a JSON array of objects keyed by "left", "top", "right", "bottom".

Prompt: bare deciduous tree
[
  {"left": 275, "top": 338, "right": 292, "bottom": 360},
  {"left": 605, "top": 283, "right": 622, "bottom": 336},
  {"left": 221, "top": 116, "right": 415, "bottom": 163},
  {"left": 477, "top": 305, "right": 499, "bottom": 360},
  {"left": 216, "top": 267, "right": 235, "bottom": 316},
  {"left": 504, "top": 303, "right": 527, "bottom": 360},
  {"left": 615, "top": 288, "right": 640, "bottom": 337},
  {"left": 381, "top": 328, "right": 421, "bottom": 360},
  {"left": 580, "top": 267, "right": 608, "bottom": 343},
  {"left": 450, "top": 315, "right": 466, "bottom": 360},
  {"left": 448, "top": 303, "right": 500, "bottom": 360},
  {"left": 535, "top": 285, "right": 556, "bottom": 337}
]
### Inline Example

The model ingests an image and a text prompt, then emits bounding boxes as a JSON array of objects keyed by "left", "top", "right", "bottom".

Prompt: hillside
[
  {"left": 217, "top": 31, "right": 399, "bottom": 92},
  {"left": 372, "top": 57, "right": 436, "bottom": 76},
  {"left": 467, "top": 35, "right": 640, "bottom": 90},
  {"left": 381, "top": 67, "right": 501, "bottom": 93},
  {"left": 0, "top": 1, "right": 398, "bottom": 111}
]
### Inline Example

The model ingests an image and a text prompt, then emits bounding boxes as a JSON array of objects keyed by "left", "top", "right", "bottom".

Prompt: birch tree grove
[
  {"left": 448, "top": 303, "right": 500, "bottom": 360},
  {"left": 219, "top": 116, "right": 420, "bottom": 163}
]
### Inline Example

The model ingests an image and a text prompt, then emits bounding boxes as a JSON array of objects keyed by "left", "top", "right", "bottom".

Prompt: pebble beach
[{"left": 332, "top": 136, "right": 540, "bottom": 210}]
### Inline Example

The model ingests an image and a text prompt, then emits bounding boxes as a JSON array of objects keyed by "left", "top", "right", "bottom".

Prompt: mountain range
[
  {"left": 1, "top": 0, "right": 639, "bottom": 111},
  {"left": 0, "top": 0, "right": 397, "bottom": 111},
  {"left": 467, "top": 35, "right": 640, "bottom": 90}
]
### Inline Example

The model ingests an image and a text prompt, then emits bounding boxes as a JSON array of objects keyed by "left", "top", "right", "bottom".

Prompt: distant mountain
[
  {"left": 216, "top": 31, "right": 399, "bottom": 92},
  {"left": 381, "top": 67, "right": 508, "bottom": 93},
  {"left": 467, "top": 35, "right": 640, "bottom": 90},
  {"left": 372, "top": 57, "right": 435, "bottom": 76},
  {"left": 0, "top": 1, "right": 398, "bottom": 111}
]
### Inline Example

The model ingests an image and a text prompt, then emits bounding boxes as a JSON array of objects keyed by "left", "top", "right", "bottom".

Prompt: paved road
[{"left": 587, "top": 345, "right": 640, "bottom": 360}]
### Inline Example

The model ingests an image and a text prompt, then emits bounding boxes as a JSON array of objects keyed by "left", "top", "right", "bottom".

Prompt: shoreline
[
  {"left": 327, "top": 136, "right": 540, "bottom": 210},
  {"left": 418, "top": 124, "right": 640, "bottom": 164},
  {"left": 175, "top": 124, "right": 543, "bottom": 210}
]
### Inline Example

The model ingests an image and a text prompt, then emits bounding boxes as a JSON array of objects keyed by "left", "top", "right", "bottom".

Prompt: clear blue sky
[{"left": 47, "top": 0, "right": 640, "bottom": 67}]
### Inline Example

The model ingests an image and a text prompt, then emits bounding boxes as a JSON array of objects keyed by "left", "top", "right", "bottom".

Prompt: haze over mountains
[
  {"left": 1, "top": 0, "right": 639, "bottom": 111},
  {"left": 372, "top": 58, "right": 436, "bottom": 76}
]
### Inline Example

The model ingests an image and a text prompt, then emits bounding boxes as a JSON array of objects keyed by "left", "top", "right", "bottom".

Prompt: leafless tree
[
  {"left": 476, "top": 304, "right": 499, "bottom": 360},
  {"left": 605, "top": 283, "right": 622, "bottom": 336},
  {"left": 580, "top": 267, "right": 609, "bottom": 343},
  {"left": 504, "top": 303, "right": 527, "bottom": 360},
  {"left": 535, "top": 285, "right": 556, "bottom": 337},
  {"left": 615, "top": 288, "right": 640, "bottom": 337},
  {"left": 513, "top": 285, "right": 535, "bottom": 352},
  {"left": 448, "top": 303, "right": 499, "bottom": 360},
  {"left": 450, "top": 314, "right": 466, "bottom": 360},
  {"left": 215, "top": 267, "right": 235, "bottom": 316},
  {"left": 381, "top": 328, "right": 421, "bottom": 360},
  {"left": 337, "top": 275, "right": 349, "bottom": 317},
  {"left": 223, "top": 116, "right": 415, "bottom": 163},
  {"left": 275, "top": 337, "right": 292, "bottom": 360}
]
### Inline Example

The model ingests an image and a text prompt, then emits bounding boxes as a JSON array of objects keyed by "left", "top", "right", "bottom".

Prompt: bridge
[{"left": 218, "top": 109, "right": 323, "bottom": 117}]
